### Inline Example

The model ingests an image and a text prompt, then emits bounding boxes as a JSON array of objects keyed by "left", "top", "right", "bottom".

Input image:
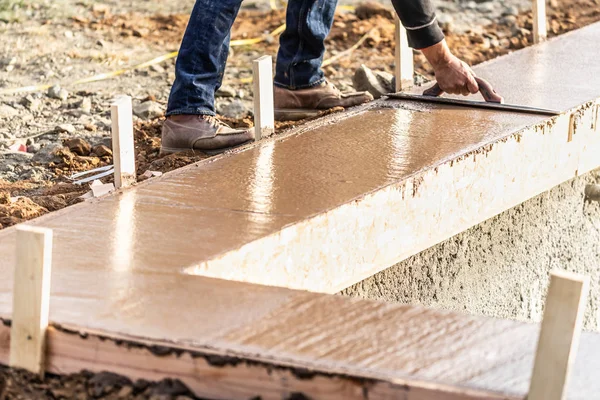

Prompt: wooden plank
[
  {"left": 533, "top": 0, "right": 548, "bottom": 43},
  {"left": 394, "top": 16, "right": 414, "bottom": 92},
  {"left": 252, "top": 55, "right": 275, "bottom": 140},
  {"left": 0, "top": 324, "right": 518, "bottom": 400},
  {"left": 528, "top": 270, "right": 589, "bottom": 400},
  {"left": 9, "top": 225, "right": 53, "bottom": 377},
  {"left": 111, "top": 96, "right": 136, "bottom": 189}
]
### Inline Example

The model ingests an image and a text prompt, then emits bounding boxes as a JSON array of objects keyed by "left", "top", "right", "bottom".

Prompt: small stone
[
  {"left": 65, "top": 138, "right": 91, "bottom": 156},
  {"left": 91, "top": 144, "right": 112, "bottom": 158},
  {"left": 48, "top": 85, "right": 69, "bottom": 101},
  {"left": 56, "top": 124, "right": 76, "bottom": 134},
  {"left": 217, "top": 99, "right": 248, "bottom": 119},
  {"left": 117, "top": 386, "right": 133, "bottom": 398},
  {"left": 437, "top": 13, "right": 454, "bottom": 31},
  {"left": 355, "top": 2, "right": 394, "bottom": 20},
  {"left": 22, "top": 95, "right": 42, "bottom": 112},
  {"left": 352, "top": 64, "right": 392, "bottom": 99},
  {"left": 133, "top": 101, "right": 164, "bottom": 120},
  {"left": 31, "top": 144, "right": 63, "bottom": 164},
  {"left": 216, "top": 85, "right": 237, "bottom": 98},
  {"left": 150, "top": 64, "right": 165, "bottom": 74},
  {"left": 503, "top": 6, "right": 519, "bottom": 16},
  {"left": 500, "top": 15, "right": 518, "bottom": 26},
  {"left": 27, "top": 143, "right": 41, "bottom": 153},
  {"left": 64, "top": 30, "right": 74, "bottom": 39},
  {"left": 476, "top": 2, "right": 495, "bottom": 13},
  {"left": 79, "top": 97, "right": 92, "bottom": 114},
  {"left": 0, "top": 104, "right": 18, "bottom": 118}
]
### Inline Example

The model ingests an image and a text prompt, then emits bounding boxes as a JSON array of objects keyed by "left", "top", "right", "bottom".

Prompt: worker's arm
[{"left": 391, "top": 0, "right": 479, "bottom": 96}]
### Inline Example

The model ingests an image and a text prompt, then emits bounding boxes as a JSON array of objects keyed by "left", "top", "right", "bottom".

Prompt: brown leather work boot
[
  {"left": 160, "top": 115, "right": 254, "bottom": 155},
  {"left": 274, "top": 81, "right": 373, "bottom": 121}
]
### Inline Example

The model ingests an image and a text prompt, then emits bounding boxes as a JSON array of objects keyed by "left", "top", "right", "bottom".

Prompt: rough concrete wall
[{"left": 343, "top": 169, "right": 600, "bottom": 331}]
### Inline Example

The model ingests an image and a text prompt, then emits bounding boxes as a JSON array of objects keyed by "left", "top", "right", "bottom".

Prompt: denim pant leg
[
  {"left": 166, "top": 0, "right": 242, "bottom": 116},
  {"left": 274, "top": 0, "right": 338, "bottom": 89}
]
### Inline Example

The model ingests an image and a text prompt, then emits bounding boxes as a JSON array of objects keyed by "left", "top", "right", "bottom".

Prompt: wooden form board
[
  {"left": 533, "top": 0, "right": 548, "bottom": 43},
  {"left": 252, "top": 55, "right": 275, "bottom": 140},
  {"left": 111, "top": 96, "right": 136, "bottom": 189},
  {"left": 9, "top": 226, "right": 52, "bottom": 376},
  {"left": 394, "top": 15, "right": 413, "bottom": 91},
  {"left": 529, "top": 271, "right": 590, "bottom": 400}
]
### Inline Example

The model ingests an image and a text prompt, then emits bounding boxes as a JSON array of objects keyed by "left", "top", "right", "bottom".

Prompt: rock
[
  {"left": 216, "top": 85, "right": 237, "bottom": 98},
  {"left": 31, "top": 144, "right": 63, "bottom": 164},
  {"left": 150, "top": 64, "right": 165, "bottom": 74},
  {"left": 150, "top": 379, "right": 193, "bottom": 397},
  {"left": 500, "top": 15, "right": 518, "bottom": 27},
  {"left": 352, "top": 64, "right": 393, "bottom": 99},
  {"left": 18, "top": 167, "right": 46, "bottom": 182},
  {"left": 27, "top": 143, "right": 41, "bottom": 153},
  {"left": 91, "top": 144, "right": 112, "bottom": 158},
  {"left": 0, "top": 104, "right": 18, "bottom": 118},
  {"left": 355, "top": 2, "right": 394, "bottom": 20},
  {"left": 133, "top": 101, "right": 164, "bottom": 120},
  {"left": 22, "top": 95, "right": 42, "bottom": 112},
  {"left": 476, "top": 2, "right": 495, "bottom": 13},
  {"left": 48, "top": 85, "right": 69, "bottom": 101},
  {"left": 64, "top": 138, "right": 91, "bottom": 156},
  {"left": 89, "top": 372, "right": 132, "bottom": 397},
  {"left": 503, "top": 6, "right": 520, "bottom": 16},
  {"left": 56, "top": 124, "right": 76, "bottom": 134},
  {"left": 79, "top": 97, "right": 92, "bottom": 114},
  {"left": 217, "top": 99, "right": 248, "bottom": 119},
  {"left": 437, "top": 13, "right": 454, "bottom": 31},
  {"left": 116, "top": 385, "right": 133, "bottom": 398}
]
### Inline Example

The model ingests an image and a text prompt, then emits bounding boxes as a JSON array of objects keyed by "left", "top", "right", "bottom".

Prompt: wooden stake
[
  {"left": 533, "top": 0, "right": 547, "bottom": 44},
  {"left": 252, "top": 55, "right": 275, "bottom": 141},
  {"left": 10, "top": 225, "right": 53, "bottom": 377},
  {"left": 111, "top": 96, "right": 136, "bottom": 189},
  {"left": 528, "top": 270, "right": 589, "bottom": 400},
  {"left": 394, "top": 16, "right": 414, "bottom": 92}
]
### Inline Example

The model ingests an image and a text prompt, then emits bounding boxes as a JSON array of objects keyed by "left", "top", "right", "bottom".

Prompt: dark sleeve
[{"left": 390, "top": 0, "right": 445, "bottom": 49}]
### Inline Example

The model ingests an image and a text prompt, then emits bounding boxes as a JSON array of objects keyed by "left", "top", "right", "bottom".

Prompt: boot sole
[
  {"left": 160, "top": 140, "right": 253, "bottom": 157},
  {"left": 274, "top": 108, "right": 321, "bottom": 122}
]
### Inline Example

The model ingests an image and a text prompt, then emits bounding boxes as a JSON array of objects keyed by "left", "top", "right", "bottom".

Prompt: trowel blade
[{"left": 388, "top": 92, "right": 560, "bottom": 116}]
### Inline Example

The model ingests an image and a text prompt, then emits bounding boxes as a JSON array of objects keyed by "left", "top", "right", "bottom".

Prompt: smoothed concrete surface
[{"left": 344, "top": 169, "right": 600, "bottom": 330}]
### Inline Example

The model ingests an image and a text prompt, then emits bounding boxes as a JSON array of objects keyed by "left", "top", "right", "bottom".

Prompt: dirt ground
[
  {"left": 0, "top": 366, "right": 207, "bottom": 400},
  {"left": 1, "top": 0, "right": 599, "bottom": 230}
]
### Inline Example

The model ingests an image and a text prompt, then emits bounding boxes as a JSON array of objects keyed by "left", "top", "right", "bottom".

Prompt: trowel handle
[{"left": 423, "top": 77, "right": 504, "bottom": 104}]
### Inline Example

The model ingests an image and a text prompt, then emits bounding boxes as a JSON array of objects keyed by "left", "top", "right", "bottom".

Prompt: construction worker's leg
[
  {"left": 274, "top": 0, "right": 337, "bottom": 89},
  {"left": 166, "top": 0, "right": 243, "bottom": 116}
]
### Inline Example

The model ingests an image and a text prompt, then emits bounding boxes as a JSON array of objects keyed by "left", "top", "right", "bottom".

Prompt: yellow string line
[
  {"left": 321, "top": 28, "right": 374, "bottom": 67},
  {"left": 0, "top": 23, "right": 286, "bottom": 96}
]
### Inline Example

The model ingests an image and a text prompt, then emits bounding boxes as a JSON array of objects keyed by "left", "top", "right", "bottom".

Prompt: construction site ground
[
  {"left": 1, "top": 0, "right": 599, "bottom": 229},
  {"left": 1, "top": 0, "right": 600, "bottom": 398}
]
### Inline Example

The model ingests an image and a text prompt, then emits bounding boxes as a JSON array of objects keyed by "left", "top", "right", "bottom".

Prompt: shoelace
[{"left": 200, "top": 115, "right": 231, "bottom": 129}]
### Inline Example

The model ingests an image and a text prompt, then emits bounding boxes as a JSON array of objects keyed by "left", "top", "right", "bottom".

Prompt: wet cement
[{"left": 344, "top": 169, "right": 600, "bottom": 330}]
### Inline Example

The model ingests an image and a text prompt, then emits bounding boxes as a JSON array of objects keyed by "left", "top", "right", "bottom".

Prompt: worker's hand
[{"left": 421, "top": 40, "right": 479, "bottom": 96}]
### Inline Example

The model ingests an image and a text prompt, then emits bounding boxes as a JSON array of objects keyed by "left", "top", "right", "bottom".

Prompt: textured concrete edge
[
  {"left": 183, "top": 100, "right": 600, "bottom": 293},
  {"left": 0, "top": 322, "right": 519, "bottom": 400},
  {"left": 344, "top": 164, "right": 600, "bottom": 331}
]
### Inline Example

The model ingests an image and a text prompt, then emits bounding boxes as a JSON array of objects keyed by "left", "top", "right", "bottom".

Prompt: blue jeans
[{"left": 166, "top": 0, "right": 337, "bottom": 116}]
